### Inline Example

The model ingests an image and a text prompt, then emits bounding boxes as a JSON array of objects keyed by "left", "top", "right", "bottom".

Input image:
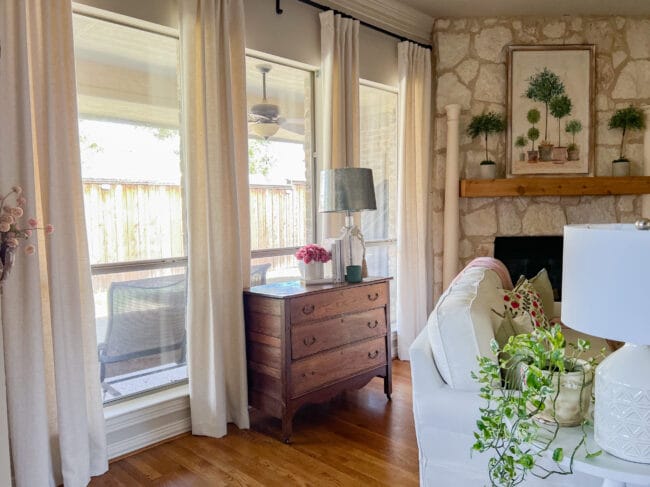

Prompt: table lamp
[
  {"left": 319, "top": 168, "right": 377, "bottom": 282},
  {"left": 562, "top": 222, "right": 650, "bottom": 464}
]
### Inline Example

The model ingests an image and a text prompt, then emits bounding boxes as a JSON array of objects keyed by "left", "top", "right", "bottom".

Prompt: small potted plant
[
  {"left": 565, "top": 119, "right": 583, "bottom": 161},
  {"left": 608, "top": 106, "right": 646, "bottom": 177},
  {"left": 472, "top": 323, "right": 602, "bottom": 487},
  {"left": 514, "top": 135, "right": 527, "bottom": 161},
  {"left": 549, "top": 95, "right": 572, "bottom": 163},
  {"left": 295, "top": 244, "right": 331, "bottom": 284},
  {"left": 467, "top": 112, "right": 506, "bottom": 179},
  {"left": 526, "top": 108, "right": 541, "bottom": 162},
  {"left": 525, "top": 68, "right": 565, "bottom": 162}
]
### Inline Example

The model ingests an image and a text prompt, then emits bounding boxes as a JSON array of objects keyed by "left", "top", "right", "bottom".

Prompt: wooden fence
[{"left": 83, "top": 181, "right": 309, "bottom": 265}]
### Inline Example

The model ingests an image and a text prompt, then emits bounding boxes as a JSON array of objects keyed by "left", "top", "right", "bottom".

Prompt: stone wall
[{"left": 431, "top": 16, "right": 650, "bottom": 298}]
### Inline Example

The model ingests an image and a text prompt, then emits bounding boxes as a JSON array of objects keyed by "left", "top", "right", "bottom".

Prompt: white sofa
[{"left": 410, "top": 266, "right": 603, "bottom": 487}]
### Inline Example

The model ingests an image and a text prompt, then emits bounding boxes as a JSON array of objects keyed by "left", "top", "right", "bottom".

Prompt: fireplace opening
[{"left": 493, "top": 236, "right": 563, "bottom": 301}]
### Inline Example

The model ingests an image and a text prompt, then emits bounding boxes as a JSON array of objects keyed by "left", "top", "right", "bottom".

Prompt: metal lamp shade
[{"left": 319, "top": 168, "right": 377, "bottom": 213}]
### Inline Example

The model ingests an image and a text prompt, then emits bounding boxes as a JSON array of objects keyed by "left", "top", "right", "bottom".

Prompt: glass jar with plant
[
  {"left": 549, "top": 95, "right": 572, "bottom": 163},
  {"left": 608, "top": 106, "right": 646, "bottom": 177},
  {"left": 467, "top": 112, "right": 506, "bottom": 179},
  {"left": 472, "top": 323, "right": 603, "bottom": 487},
  {"left": 525, "top": 68, "right": 565, "bottom": 161},
  {"left": 565, "top": 119, "right": 583, "bottom": 161},
  {"left": 526, "top": 108, "right": 541, "bottom": 163},
  {"left": 514, "top": 135, "right": 527, "bottom": 162}
]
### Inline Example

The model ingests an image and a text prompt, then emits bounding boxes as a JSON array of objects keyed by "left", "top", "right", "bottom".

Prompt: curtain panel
[
  {"left": 319, "top": 10, "right": 360, "bottom": 239},
  {"left": 396, "top": 41, "right": 433, "bottom": 359},
  {"left": 178, "top": 0, "right": 251, "bottom": 438},
  {"left": 0, "top": 1, "right": 108, "bottom": 485}
]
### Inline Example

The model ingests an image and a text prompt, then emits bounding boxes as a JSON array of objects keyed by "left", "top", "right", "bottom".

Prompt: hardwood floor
[{"left": 90, "top": 360, "right": 418, "bottom": 486}]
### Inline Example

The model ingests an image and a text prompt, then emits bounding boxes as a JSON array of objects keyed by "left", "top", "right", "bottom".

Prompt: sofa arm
[{"left": 410, "top": 329, "right": 483, "bottom": 436}]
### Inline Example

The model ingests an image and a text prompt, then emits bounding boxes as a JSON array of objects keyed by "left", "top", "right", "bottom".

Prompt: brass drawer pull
[
  {"left": 367, "top": 320, "right": 379, "bottom": 329},
  {"left": 302, "top": 304, "right": 315, "bottom": 315},
  {"left": 368, "top": 292, "right": 379, "bottom": 301},
  {"left": 368, "top": 350, "right": 379, "bottom": 359},
  {"left": 303, "top": 336, "right": 317, "bottom": 347}
]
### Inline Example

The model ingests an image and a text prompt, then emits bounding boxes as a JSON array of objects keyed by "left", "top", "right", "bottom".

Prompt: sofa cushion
[
  {"left": 427, "top": 267, "right": 504, "bottom": 391},
  {"left": 501, "top": 278, "right": 550, "bottom": 328},
  {"left": 516, "top": 268, "right": 556, "bottom": 319}
]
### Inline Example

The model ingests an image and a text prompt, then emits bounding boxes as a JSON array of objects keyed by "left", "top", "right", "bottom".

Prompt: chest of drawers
[{"left": 244, "top": 277, "right": 392, "bottom": 442}]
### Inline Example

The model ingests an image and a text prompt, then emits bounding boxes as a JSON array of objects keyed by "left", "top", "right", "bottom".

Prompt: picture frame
[{"left": 506, "top": 45, "right": 596, "bottom": 177}]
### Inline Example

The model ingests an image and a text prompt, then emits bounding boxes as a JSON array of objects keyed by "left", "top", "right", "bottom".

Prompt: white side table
[{"left": 551, "top": 425, "right": 650, "bottom": 487}]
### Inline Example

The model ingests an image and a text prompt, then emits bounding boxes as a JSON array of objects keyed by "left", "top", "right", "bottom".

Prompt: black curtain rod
[{"left": 275, "top": 0, "right": 432, "bottom": 50}]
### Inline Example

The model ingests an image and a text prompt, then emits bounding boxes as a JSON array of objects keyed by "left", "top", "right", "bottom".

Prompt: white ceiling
[{"left": 395, "top": 0, "right": 650, "bottom": 18}]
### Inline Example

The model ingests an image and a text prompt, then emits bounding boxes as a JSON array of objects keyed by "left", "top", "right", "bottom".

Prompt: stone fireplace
[{"left": 494, "top": 236, "right": 563, "bottom": 300}]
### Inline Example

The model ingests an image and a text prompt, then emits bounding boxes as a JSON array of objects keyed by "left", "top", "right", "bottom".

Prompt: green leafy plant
[
  {"left": 527, "top": 127, "right": 540, "bottom": 151},
  {"left": 549, "top": 95, "right": 572, "bottom": 147},
  {"left": 515, "top": 135, "right": 527, "bottom": 149},
  {"left": 472, "top": 324, "right": 603, "bottom": 487},
  {"left": 467, "top": 112, "right": 506, "bottom": 165},
  {"left": 526, "top": 109, "right": 541, "bottom": 151},
  {"left": 565, "top": 120, "right": 582, "bottom": 149},
  {"left": 525, "top": 68, "right": 565, "bottom": 142},
  {"left": 608, "top": 106, "right": 645, "bottom": 161}
]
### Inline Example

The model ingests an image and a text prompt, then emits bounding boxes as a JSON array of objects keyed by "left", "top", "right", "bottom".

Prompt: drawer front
[
  {"left": 290, "top": 282, "right": 388, "bottom": 323},
  {"left": 291, "top": 308, "right": 386, "bottom": 359},
  {"left": 290, "top": 337, "right": 386, "bottom": 397}
]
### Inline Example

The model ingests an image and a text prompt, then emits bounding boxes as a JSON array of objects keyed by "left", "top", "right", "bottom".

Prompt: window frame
[
  {"left": 245, "top": 50, "right": 319, "bottom": 264},
  {"left": 73, "top": 5, "right": 188, "bottom": 404}
]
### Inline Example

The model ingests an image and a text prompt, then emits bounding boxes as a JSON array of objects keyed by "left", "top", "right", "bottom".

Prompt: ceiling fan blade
[{"left": 280, "top": 118, "right": 305, "bottom": 135}]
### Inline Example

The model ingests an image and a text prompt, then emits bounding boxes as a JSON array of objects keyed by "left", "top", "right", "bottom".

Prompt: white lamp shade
[{"left": 562, "top": 224, "right": 650, "bottom": 344}]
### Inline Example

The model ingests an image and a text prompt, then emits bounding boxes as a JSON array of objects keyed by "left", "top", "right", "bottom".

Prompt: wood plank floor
[{"left": 89, "top": 360, "right": 418, "bottom": 486}]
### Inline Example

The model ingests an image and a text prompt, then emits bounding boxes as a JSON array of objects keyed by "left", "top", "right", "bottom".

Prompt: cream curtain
[
  {"left": 0, "top": 1, "right": 108, "bottom": 485},
  {"left": 179, "top": 0, "right": 250, "bottom": 438},
  {"left": 396, "top": 42, "right": 433, "bottom": 359},
  {"left": 319, "top": 10, "right": 360, "bottom": 238}
]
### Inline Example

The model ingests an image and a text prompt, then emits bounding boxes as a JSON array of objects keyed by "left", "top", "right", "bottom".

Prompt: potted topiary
[
  {"left": 549, "top": 95, "right": 572, "bottom": 163},
  {"left": 608, "top": 106, "right": 646, "bottom": 177},
  {"left": 472, "top": 323, "right": 602, "bottom": 487},
  {"left": 514, "top": 135, "right": 527, "bottom": 161},
  {"left": 467, "top": 112, "right": 506, "bottom": 179},
  {"left": 565, "top": 119, "right": 583, "bottom": 161},
  {"left": 526, "top": 108, "right": 541, "bottom": 162},
  {"left": 525, "top": 68, "right": 565, "bottom": 162}
]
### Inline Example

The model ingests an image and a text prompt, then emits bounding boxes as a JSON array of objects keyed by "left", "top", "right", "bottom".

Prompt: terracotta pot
[
  {"left": 612, "top": 160, "right": 630, "bottom": 177},
  {"left": 567, "top": 149, "right": 580, "bottom": 161},
  {"left": 527, "top": 150, "right": 539, "bottom": 162},
  {"left": 522, "top": 360, "right": 594, "bottom": 427},
  {"left": 0, "top": 243, "right": 15, "bottom": 283},
  {"left": 479, "top": 163, "right": 496, "bottom": 179},
  {"left": 552, "top": 146, "right": 568, "bottom": 163},
  {"left": 539, "top": 144, "right": 553, "bottom": 162}
]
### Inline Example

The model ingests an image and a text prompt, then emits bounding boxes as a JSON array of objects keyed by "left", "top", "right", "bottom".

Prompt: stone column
[
  {"left": 443, "top": 104, "right": 461, "bottom": 289},
  {"left": 643, "top": 105, "right": 650, "bottom": 218}
]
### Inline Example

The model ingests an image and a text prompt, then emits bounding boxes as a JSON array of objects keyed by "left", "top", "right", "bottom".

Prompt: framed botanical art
[{"left": 506, "top": 45, "right": 595, "bottom": 177}]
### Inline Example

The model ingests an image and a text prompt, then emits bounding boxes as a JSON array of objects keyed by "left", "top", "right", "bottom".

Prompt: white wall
[{"left": 245, "top": 0, "right": 398, "bottom": 86}]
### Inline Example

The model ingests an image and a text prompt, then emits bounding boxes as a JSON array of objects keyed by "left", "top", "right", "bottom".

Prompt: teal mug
[{"left": 346, "top": 265, "right": 362, "bottom": 283}]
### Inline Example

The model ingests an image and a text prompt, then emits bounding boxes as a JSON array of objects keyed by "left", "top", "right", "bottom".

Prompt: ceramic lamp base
[{"left": 595, "top": 344, "right": 650, "bottom": 463}]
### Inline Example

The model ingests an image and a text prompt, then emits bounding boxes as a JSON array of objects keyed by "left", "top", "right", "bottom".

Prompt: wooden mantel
[{"left": 460, "top": 176, "right": 650, "bottom": 198}]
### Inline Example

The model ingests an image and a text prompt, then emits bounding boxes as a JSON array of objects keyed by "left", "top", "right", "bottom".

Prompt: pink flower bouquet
[{"left": 295, "top": 244, "right": 331, "bottom": 264}]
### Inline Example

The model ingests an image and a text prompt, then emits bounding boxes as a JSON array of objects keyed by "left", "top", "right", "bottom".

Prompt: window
[
  {"left": 246, "top": 56, "right": 315, "bottom": 282},
  {"left": 73, "top": 13, "right": 187, "bottom": 403},
  {"left": 359, "top": 82, "right": 398, "bottom": 327}
]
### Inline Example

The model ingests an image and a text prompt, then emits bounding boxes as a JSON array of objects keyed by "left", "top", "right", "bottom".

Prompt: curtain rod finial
[{"left": 276, "top": 0, "right": 283, "bottom": 14}]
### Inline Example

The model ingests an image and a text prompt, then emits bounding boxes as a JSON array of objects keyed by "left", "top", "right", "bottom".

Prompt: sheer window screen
[
  {"left": 246, "top": 55, "right": 316, "bottom": 283},
  {"left": 73, "top": 13, "right": 187, "bottom": 403},
  {"left": 360, "top": 82, "right": 398, "bottom": 328}
]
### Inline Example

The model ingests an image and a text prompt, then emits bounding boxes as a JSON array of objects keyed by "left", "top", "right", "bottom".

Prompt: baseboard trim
[{"left": 107, "top": 416, "right": 191, "bottom": 459}]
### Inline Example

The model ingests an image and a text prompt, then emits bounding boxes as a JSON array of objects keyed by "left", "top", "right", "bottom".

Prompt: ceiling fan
[
  {"left": 248, "top": 64, "right": 304, "bottom": 140},
  {"left": 248, "top": 65, "right": 281, "bottom": 139}
]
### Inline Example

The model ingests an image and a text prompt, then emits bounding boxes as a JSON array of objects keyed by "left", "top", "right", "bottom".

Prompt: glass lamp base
[{"left": 595, "top": 344, "right": 650, "bottom": 463}]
